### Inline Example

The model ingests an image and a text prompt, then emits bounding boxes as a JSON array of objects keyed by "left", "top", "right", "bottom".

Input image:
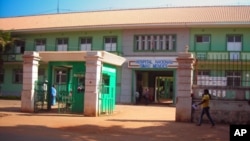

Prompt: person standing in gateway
[
  {"left": 195, "top": 89, "right": 215, "bottom": 127},
  {"left": 51, "top": 84, "right": 57, "bottom": 106}
]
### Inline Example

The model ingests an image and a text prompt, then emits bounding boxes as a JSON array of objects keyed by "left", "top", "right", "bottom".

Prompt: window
[
  {"left": 104, "top": 37, "right": 117, "bottom": 51},
  {"left": 15, "top": 40, "right": 25, "bottom": 54},
  {"left": 0, "top": 69, "right": 4, "bottom": 83},
  {"left": 35, "top": 39, "right": 46, "bottom": 51},
  {"left": 13, "top": 69, "right": 23, "bottom": 83},
  {"left": 226, "top": 71, "right": 241, "bottom": 87},
  {"left": 80, "top": 37, "right": 92, "bottom": 51},
  {"left": 102, "top": 74, "right": 110, "bottom": 94},
  {"left": 227, "top": 35, "right": 242, "bottom": 51},
  {"left": 196, "top": 35, "right": 210, "bottom": 43},
  {"left": 55, "top": 69, "right": 67, "bottom": 84},
  {"left": 57, "top": 38, "right": 68, "bottom": 51},
  {"left": 196, "top": 70, "right": 210, "bottom": 86},
  {"left": 135, "top": 34, "right": 175, "bottom": 51},
  {"left": 198, "top": 70, "right": 210, "bottom": 76}
]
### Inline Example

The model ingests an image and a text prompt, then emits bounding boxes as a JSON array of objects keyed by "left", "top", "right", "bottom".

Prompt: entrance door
[
  {"left": 135, "top": 70, "right": 175, "bottom": 104},
  {"left": 71, "top": 74, "right": 85, "bottom": 113},
  {"left": 99, "top": 65, "right": 116, "bottom": 115},
  {"left": 155, "top": 76, "right": 173, "bottom": 103}
]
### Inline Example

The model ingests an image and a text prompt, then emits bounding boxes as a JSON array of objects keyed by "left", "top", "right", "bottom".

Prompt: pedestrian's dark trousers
[{"left": 198, "top": 107, "right": 215, "bottom": 125}]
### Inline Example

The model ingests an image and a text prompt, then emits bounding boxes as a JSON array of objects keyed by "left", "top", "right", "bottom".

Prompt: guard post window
[
  {"left": 57, "top": 38, "right": 68, "bottom": 51},
  {"left": 104, "top": 37, "right": 117, "bottom": 52},
  {"left": 35, "top": 39, "right": 46, "bottom": 51},
  {"left": 55, "top": 70, "right": 67, "bottom": 84}
]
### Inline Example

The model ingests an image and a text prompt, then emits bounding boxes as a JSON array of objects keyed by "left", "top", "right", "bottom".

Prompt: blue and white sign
[{"left": 128, "top": 57, "right": 177, "bottom": 68}]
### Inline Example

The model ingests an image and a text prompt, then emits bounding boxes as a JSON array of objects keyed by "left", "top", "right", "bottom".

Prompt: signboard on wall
[
  {"left": 127, "top": 57, "right": 177, "bottom": 68},
  {"left": 197, "top": 76, "right": 227, "bottom": 86}
]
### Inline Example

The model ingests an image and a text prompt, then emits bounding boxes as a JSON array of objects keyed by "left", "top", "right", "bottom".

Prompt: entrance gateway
[
  {"left": 128, "top": 57, "right": 178, "bottom": 104},
  {"left": 21, "top": 51, "right": 125, "bottom": 116}
]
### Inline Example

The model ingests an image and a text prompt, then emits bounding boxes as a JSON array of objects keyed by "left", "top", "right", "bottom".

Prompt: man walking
[{"left": 195, "top": 89, "right": 215, "bottom": 127}]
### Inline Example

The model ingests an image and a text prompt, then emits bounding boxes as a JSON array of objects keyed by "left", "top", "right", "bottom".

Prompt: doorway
[
  {"left": 135, "top": 70, "right": 175, "bottom": 104},
  {"left": 155, "top": 76, "right": 173, "bottom": 103}
]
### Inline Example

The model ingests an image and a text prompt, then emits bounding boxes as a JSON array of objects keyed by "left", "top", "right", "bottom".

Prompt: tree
[
  {"left": 0, "top": 30, "right": 16, "bottom": 52},
  {"left": 0, "top": 30, "right": 16, "bottom": 70}
]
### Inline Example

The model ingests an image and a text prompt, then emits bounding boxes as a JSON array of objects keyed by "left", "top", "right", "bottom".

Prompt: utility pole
[{"left": 57, "top": 0, "right": 59, "bottom": 13}]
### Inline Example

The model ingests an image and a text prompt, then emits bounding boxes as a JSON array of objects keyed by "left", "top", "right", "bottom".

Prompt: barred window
[
  {"left": 55, "top": 69, "right": 67, "bottom": 84},
  {"left": 135, "top": 34, "right": 175, "bottom": 51},
  {"left": 226, "top": 71, "right": 241, "bottom": 87}
]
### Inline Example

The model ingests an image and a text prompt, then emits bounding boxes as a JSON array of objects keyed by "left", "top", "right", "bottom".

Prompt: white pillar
[
  {"left": 84, "top": 51, "right": 102, "bottom": 116},
  {"left": 21, "top": 51, "right": 40, "bottom": 112},
  {"left": 175, "top": 46, "right": 195, "bottom": 122}
]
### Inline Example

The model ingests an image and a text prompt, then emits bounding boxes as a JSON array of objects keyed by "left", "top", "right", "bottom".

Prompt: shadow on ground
[{"left": 0, "top": 119, "right": 229, "bottom": 141}]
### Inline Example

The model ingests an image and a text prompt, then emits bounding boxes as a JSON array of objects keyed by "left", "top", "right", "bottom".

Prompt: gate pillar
[
  {"left": 21, "top": 51, "right": 41, "bottom": 112},
  {"left": 175, "top": 46, "right": 195, "bottom": 122},
  {"left": 84, "top": 51, "right": 102, "bottom": 116}
]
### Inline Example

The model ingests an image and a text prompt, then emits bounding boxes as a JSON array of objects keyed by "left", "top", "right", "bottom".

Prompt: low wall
[{"left": 192, "top": 99, "right": 250, "bottom": 124}]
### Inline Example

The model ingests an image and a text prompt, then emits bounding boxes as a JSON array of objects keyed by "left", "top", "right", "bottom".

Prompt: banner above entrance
[{"left": 127, "top": 57, "right": 178, "bottom": 68}]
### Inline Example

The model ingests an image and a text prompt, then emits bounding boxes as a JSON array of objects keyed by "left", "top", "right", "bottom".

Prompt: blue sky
[{"left": 0, "top": 0, "right": 250, "bottom": 18}]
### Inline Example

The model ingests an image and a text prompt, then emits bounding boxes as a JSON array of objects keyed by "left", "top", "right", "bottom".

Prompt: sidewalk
[{"left": 0, "top": 100, "right": 229, "bottom": 141}]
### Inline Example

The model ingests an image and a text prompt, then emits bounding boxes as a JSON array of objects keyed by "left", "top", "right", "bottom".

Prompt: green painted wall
[
  {"left": 1, "top": 64, "right": 23, "bottom": 96},
  {"left": 190, "top": 28, "right": 250, "bottom": 52},
  {"left": 2, "top": 30, "right": 123, "bottom": 97},
  {"left": 22, "top": 30, "right": 122, "bottom": 52}
]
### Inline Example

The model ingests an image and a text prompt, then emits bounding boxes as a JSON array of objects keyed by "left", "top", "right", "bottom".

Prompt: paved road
[{"left": 0, "top": 100, "right": 229, "bottom": 141}]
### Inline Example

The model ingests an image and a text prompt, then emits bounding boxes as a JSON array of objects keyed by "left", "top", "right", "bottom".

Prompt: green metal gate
[
  {"left": 47, "top": 61, "right": 85, "bottom": 114},
  {"left": 99, "top": 65, "right": 116, "bottom": 115},
  {"left": 34, "top": 81, "right": 48, "bottom": 112}
]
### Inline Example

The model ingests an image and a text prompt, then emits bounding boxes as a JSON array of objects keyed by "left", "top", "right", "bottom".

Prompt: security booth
[
  {"left": 21, "top": 51, "right": 125, "bottom": 116},
  {"left": 47, "top": 61, "right": 86, "bottom": 113}
]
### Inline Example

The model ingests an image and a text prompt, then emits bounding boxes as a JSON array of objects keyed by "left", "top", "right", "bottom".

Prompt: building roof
[{"left": 0, "top": 6, "right": 250, "bottom": 33}]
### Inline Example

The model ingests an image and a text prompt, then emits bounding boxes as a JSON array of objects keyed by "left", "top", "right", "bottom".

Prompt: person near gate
[
  {"left": 51, "top": 84, "right": 57, "bottom": 106},
  {"left": 195, "top": 89, "right": 215, "bottom": 127},
  {"left": 143, "top": 87, "right": 150, "bottom": 105}
]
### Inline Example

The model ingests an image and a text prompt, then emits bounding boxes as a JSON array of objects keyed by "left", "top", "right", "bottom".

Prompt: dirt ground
[{"left": 0, "top": 100, "right": 229, "bottom": 141}]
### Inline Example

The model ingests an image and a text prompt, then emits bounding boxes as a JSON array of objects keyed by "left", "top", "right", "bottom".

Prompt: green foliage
[{"left": 0, "top": 30, "right": 13, "bottom": 52}]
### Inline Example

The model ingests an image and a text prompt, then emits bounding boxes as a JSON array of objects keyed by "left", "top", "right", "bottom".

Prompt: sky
[{"left": 0, "top": 0, "right": 250, "bottom": 18}]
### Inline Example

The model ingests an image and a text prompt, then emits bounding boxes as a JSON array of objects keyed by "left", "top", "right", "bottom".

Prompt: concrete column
[
  {"left": 21, "top": 51, "right": 41, "bottom": 112},
  {"left": 84, "top": 51, "right": 102, "bottom": 116},
  {"left": 175, "top": 46, "right": 195, "bottom": 122}
]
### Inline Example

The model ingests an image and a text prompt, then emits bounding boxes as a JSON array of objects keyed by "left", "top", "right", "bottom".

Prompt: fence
[{"left": 192, "top": 53, "right": 250, "bottom": 101}]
